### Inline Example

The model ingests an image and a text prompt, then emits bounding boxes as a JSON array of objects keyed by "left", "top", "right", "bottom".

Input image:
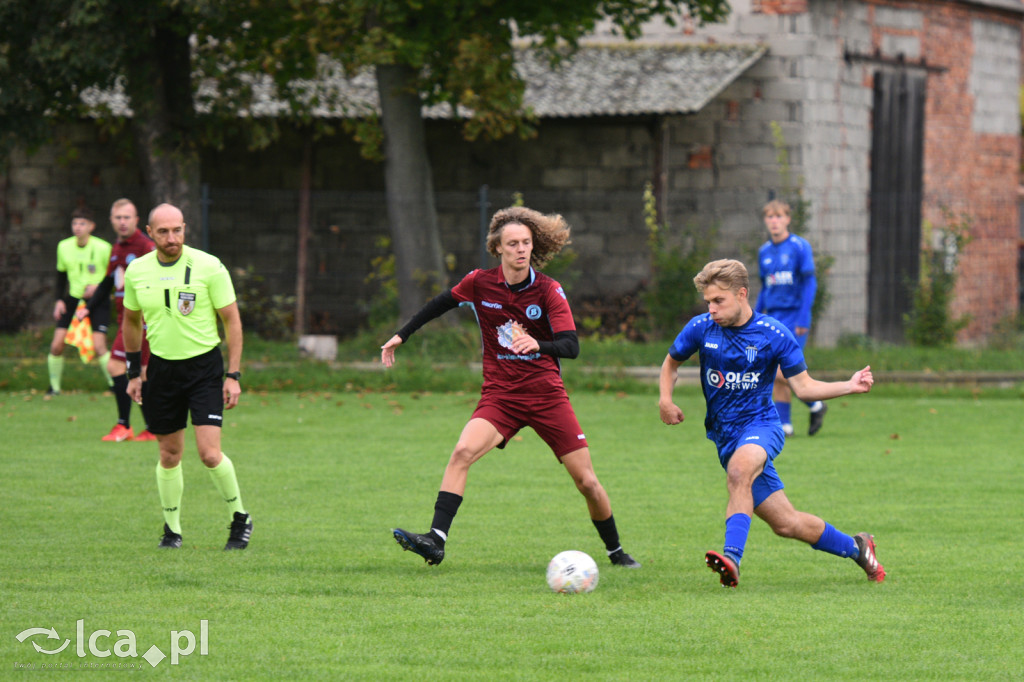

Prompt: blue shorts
[
  {"left": 768, "top": 310, "right": 807, "bottom": 350},
  {"left": 715, "top": 424, "right": 786, "bottom": 508}
]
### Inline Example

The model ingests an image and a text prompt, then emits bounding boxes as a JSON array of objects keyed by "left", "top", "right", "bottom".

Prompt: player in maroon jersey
[
  {"left": 80, "top": 199, "right": 156, "bottom": 442},
  {"left": 382, "top": 206, "right": 640, "bottom": 568}
]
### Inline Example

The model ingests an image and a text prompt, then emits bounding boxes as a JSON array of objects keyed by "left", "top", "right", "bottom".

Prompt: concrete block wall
[{"left": 663, "top": 0, "right": 1020, "bottom": 344}]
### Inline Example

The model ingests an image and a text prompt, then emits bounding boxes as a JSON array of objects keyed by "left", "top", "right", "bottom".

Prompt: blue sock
[
  {"left": 811, "top": 523, "right": 858, "bottom": 558},
  {"left": 806, "top": 400, "right": 823, "bottom": 411},
  {"left": 774, "top": 401, "right": 792, "bottom": 425},
  {"left": 723, "top": 513, "right": 752, "bottom": 564}
]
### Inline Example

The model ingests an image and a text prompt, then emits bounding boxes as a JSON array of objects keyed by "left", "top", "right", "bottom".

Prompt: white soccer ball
[{"left": 546, "top": 550, "right": 599, "bottom": 594}]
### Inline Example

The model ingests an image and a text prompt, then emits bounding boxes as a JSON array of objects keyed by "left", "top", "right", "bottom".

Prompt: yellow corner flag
[{"left": 65, "top": 302, "right": 96, "bottom": 363}]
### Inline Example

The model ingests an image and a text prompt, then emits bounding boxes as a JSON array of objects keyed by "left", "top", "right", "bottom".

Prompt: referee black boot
[
  {"left": 158, "top": 524, "right": 182, "bottom": 549},
  {"left": 224, "top": 512, "right": 253, "bottom": 550}
]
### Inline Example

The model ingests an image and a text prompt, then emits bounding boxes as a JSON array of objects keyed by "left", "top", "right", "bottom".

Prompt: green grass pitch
[{"left": 2, "top": 388, "right": 1022, "bottom": 680}]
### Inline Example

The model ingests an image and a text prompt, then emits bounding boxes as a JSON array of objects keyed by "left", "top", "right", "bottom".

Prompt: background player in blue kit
[
  {"left": 755, "top": 200, "right": 827, "bottom": 436},
  {"left": 658, "top": 259, "right": 884, "bottom": 588}
]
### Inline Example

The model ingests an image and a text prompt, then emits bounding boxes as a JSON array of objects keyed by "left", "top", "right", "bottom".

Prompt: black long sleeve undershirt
[
  {"left": 395, "top": 289, "right": 580, "bottom": 359},
  {"left": 396, "top": 290, "right": 460, "bottom": 342},
  {"left": 55, "top": 271, "right": 69, "bottom": 299},
  {"left": 84, "top": 274, "right": 114, "bottom": 314}
]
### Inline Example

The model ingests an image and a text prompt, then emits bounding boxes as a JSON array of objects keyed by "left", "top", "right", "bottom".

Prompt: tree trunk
[
  {"left": 130, "top": 117, "right": 201, "bottom": 228},
  {"left": 375, "top": 62, "right": 448, "bottom": 323},
  {"left": 124, "top": 13, "right": 200, "bottom": 234}
]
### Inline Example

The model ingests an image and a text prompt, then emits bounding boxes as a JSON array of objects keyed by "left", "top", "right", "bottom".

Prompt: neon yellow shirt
[
  {"left": 56, "top": 236, "right": 112, "bottom": 298},
  {"left": 122, "top": 245, "right": 237, "bottom": 360}
]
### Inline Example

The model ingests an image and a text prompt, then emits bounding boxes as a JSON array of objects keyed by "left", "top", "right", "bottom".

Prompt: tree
[
  {"left": 321, "top": 0, "right": 731, "bottom": 321},
  {"left": 0, "top": 1, "right": 325, "bottom": 222},
  {"left": 1, "top": 1, "right": 730, "bottom": 324}
]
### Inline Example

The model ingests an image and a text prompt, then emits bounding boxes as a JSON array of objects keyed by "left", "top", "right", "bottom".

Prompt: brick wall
[{"left": 754, "top": 0, "right": 809, "bottom": 14}]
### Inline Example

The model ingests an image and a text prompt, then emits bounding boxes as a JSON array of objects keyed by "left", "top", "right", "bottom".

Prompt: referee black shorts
[
  {"left": 56, "top": 295, "right": 111, "bottom": 333},
  {"left": 145, "top": 347, "right": 225, "bottom": 435}
]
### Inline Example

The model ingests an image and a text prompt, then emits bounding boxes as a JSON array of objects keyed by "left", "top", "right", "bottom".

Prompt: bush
[
  {"left": 232, "top": 266, "right": 296, "bottom": 341},
  {"left": 903, "top": 209, "right": 971, "bottom": 347},
  {"left": 641, "top": 182, "right": 714, "bottom": 338}
]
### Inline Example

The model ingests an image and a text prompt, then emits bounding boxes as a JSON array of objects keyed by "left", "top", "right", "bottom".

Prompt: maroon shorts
[
  {"left": 472, "top": 389, "right": 588, "bottom": 460},
  {"left": 111, "top": 326, "right": 151, "bottom": 365}
]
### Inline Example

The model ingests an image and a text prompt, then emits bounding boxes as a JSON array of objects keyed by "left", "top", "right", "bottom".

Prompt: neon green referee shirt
[
  {"left": 122, "top": 245, "right": 237, "bottom": 360},
  {"left": 56, "top": 235, "right": 112, "bottom": 298}
]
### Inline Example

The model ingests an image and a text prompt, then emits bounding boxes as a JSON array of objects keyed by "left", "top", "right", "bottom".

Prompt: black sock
[
  {"left": 429, "top": 491, "right": 463, "bottom": 545},
  {"left": 112, "top": 374, "right": 132, "bottom": 426},
  {"left": 592, "top": 514, "right": 621, "bottom": 553}
]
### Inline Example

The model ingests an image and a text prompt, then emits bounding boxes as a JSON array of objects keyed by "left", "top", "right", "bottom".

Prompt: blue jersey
[
  {"left": 668, "top": 312, "right": 807, "bottom": 451},
  {"left": 756, "top": 234, "right": 816, "bottom": 329}
]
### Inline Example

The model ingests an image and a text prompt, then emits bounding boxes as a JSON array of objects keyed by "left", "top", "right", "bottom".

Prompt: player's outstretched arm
[
  {"left": 658, "top": 354, "right": 685, "bottom": 425},
  {"left": 788, "top": 365, "right": 874, "bottom": 403},
  {"left": 381, "top": 334, "right": 403, "bottom": 368},
  {"left": 848, "top": 365, "right": 873, "bottom": 394}
]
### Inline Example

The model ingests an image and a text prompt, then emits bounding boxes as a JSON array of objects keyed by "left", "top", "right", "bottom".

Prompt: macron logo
[{"left": 481, "top": 301, "right": 503, "bottom": 309}]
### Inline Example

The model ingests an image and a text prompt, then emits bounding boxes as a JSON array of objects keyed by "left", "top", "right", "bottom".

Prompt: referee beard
[{"left": 122, "top": 203, "right": 250, "bottom": 550}]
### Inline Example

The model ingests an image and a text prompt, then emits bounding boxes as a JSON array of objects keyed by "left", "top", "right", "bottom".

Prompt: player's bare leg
[
  {"left": 562, "top": 447, "right": 640, "bottom": 568},
  {"left": 395, "top": 418, "right": 502, "bottom": 566},
  {"left": 439, "top": 418, "right": 504, "bottom": 495},
  {"left": 707, "top": 444, "right": 767, "bottom": 586},
  {"left": 756, "top": 490, "right": 885, "bottom": 582}
]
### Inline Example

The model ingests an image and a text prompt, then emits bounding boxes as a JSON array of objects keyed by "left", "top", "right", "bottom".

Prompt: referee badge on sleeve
[{"left": 177, "top": 291, "right": 196, "bottom": 316}]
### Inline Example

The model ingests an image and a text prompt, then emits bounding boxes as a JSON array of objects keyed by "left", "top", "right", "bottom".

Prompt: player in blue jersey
[
  {"left": 755, "top": 200, "right": 827, "bottom": 436},
  {"left": 658, "top": 259, "right": 885, "bottom": 588}
]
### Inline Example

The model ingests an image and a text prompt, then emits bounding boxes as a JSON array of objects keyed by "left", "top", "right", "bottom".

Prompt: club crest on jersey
[
  {"left": 526, "top": 304, "right": 542, "bottom": 320},
  {"left": 497, "top": 319, "right": 527, "bottom": 350},
  {"left": 177, "top": 291, "right": 196, "bottom": 316},
  {"left": 745, "top": 345, "right": 758, "bottom": 363}
]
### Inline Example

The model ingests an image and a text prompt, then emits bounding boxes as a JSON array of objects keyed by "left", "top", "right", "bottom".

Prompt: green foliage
[
  {"left": 363, "top": 235, "right": 400, "bottom": 330},
  {"left": 641, "top": 181, "right": 714, "bottom": 337},
  {"left": 301, "top": 0, "right": 730, "bottom": 155},
  {"left": 769, "top": 121, "right": 832, "bottom": 327},
  {"left": 987, "top": 313, "right": 1024, "bottom": 351},
  {"left": 232, "top": 266, "right": 296, "bottom": 341},
  {"left": 904, "top": 209, "right": 972, "bottom": 347}
]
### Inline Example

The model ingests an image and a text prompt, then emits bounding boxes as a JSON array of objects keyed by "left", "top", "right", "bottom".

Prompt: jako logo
[
  {"left": 704, "top": 342, "right": 719, "bottom": 349},
  {"left": 15, "top": 619, "right": 209, "bottom": 668}
]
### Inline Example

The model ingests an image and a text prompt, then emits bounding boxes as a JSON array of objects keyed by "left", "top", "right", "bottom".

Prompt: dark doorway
[{"left": 868, "top": 69, "right": 926, "bottom": 343}]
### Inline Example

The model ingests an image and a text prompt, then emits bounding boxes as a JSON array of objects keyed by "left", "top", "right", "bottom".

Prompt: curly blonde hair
[{"left": 486, "top": 206, "right": 571, "bottom": 269}]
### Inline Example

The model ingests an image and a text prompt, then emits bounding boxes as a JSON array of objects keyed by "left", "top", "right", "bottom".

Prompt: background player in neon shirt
[
  {"left": 382, "top": 206, "right": 639, "bottom": 569},
  {"left": 658, "top": 259, "right": 884, "bottom": 588},
  {"left": 756, "top": 200, "right": 827, "bottom": 436},
  {"left": 45, "top": 206, "right": 112, "bottom": 395}
]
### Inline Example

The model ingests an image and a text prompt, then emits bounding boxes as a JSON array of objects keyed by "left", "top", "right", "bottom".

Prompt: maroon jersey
[
  {"left": 107, "top": 228, "right": 155, "bottom": 321},
  {"left": 451, "top": 266, "right": 576, "bottom": 394}
]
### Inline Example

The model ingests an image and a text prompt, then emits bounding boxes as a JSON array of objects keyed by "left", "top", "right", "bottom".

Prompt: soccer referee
[{"left": 122, "top": 203, "right": 252, "bottom": 550}]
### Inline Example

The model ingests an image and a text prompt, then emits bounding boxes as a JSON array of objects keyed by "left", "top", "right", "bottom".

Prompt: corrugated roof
[
  {"left": 83, "top": 43, "right": 766, "bottom": 120},
  {"left": 515, "top": 43, "right": 767, "bottom": 118}
]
